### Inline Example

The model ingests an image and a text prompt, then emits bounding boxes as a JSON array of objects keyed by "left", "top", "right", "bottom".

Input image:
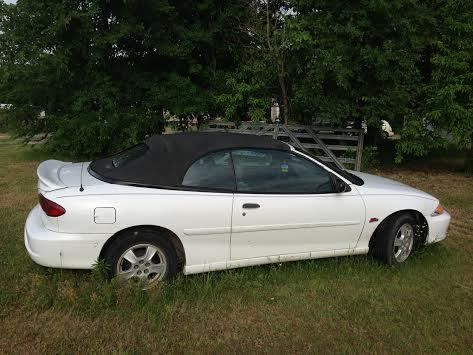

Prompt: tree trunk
[
  {"left": 277, "top": 62, "right": 289, "bottom": 124},
  {"left": 178, "top": 115, "right": 188, "bottom": 132},
  {"left": 466, "top": 131, "right": 473, "bottom": 175},
  {"left": 264, "top": 0, "right": 288, "bottom": 124}
]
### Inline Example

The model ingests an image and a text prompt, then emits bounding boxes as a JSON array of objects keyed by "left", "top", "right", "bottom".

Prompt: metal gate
[{"left": 203, "top": 121, "right": 364, "bottom": 171}]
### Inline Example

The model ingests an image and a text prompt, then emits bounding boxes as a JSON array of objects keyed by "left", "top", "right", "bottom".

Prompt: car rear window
[{"left": 112, "top": 144, "right": 149, "bottom": 168}]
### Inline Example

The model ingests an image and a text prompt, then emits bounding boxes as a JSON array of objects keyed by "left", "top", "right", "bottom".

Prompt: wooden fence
[{"left": 203, "top": 121, "right": 364, "bottom": 171}]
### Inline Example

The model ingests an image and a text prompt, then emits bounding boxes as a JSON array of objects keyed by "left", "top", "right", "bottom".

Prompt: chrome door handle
[{"left": 242, "top": 203, "right": 260, "bottom": 209}]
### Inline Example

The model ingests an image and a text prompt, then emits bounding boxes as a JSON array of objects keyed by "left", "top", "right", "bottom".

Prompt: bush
[
  {"left": 361, "top": 146, "right": 380, "bottom": 170},
  {"left": 0, "top": 111, "right": 8, "bottom": 132}
]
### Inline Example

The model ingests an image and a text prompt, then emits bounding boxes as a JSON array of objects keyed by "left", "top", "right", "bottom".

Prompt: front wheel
[
  {"left": 371, "top": 213, "right": 417, "bottom": 265},
  {"left": 393, "top": 223, "right": 415, "bottom": 263}
]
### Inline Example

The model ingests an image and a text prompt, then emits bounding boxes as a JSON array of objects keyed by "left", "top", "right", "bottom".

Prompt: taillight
[{"left": 39, "top": 194, "right": 66, "bottom": 217}]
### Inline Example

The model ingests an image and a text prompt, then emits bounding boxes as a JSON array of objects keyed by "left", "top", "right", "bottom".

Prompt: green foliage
[
  {"left": 396, "top": 0, "right": 473, "bottom": 161},
  {"left": 288, "top": 0, "right": 472, "bottom": 160},
  {"left": 0, "top": 0, "right": 472, "bottom": 161},
  {"left": 361, "top": 146, "right": 380, "bottom": 170},
  {"left": 216, "top": 63, "right": 272, "bottom": 123},
  {"left": 215, "top": 1, "right": 292, "bottom": 123},
  {"left": 91, "top": 259, "right": 111, "bottom": 283},
  {"left": 0, "top": 111, "right": 7, "bottom": 131},
  {"left": 289, "top": 0, "right": 429, "bottom": 127},
  {"left": 0, "top": 0, "right": 246, "bottom": 157}
]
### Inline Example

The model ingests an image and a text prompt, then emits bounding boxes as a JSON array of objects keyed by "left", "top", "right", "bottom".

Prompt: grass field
[{"left": 0, "top": 133, "right": 472, "bottom": 353}]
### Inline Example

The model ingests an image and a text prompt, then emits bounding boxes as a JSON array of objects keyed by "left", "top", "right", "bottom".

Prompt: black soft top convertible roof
[{"left": 89, "top": 132, "right": 290, "bottom": 188}]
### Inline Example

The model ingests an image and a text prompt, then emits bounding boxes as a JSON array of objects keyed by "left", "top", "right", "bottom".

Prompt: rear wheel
[
  {"left": 103, "top": 230, "right": 178, "bottom": 288},
  {"left": 371, "top": 213, "right": 417, "bottom": 265}
]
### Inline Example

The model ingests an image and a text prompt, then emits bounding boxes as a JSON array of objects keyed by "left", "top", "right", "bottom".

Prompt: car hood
[{"left": 348, "top": 170, "right": 437, "bottom": 201}]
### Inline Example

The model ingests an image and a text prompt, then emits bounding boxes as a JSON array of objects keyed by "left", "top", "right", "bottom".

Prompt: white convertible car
[{"left": 25, "top": 132, "right": 450, "bottom": 287}]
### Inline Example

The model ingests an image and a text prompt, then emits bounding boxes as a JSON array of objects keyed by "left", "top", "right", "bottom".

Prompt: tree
[
  {"left": 288, "top": 0, "right": 431, "bottom": 128},
  {"left": 0, "top": 0, "right": 247, "bottom": 156},
  {"left": 258, "top": 0, "right": 292, "bottom": 124},
  {"left": 1, "top": 0, "right": 471, "bottom": 165},
  {"left": 287, "top": 0, "right": 472, "bottom": 163},
  {"left": 217, "top": 0, "right": 292, "bottom": 124},
  {"left": 396, "top": 0, "right": 473, "bottom": 165}
]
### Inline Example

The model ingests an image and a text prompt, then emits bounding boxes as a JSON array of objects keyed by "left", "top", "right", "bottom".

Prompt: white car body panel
[
  {"left": 25, "top": 205, "right": 109, "bottom": 268},
  {"left": 54, "top": 188, "right": 234, "bottom": 268},
  {"left": 25, "top": 149, "right": 451, "bottom": 275},
  {"left": 231, "top": 191, "right": 365, "bottom": 260},
  {"left": 37, "top": 160, "right": 81, "bottom": 193}
]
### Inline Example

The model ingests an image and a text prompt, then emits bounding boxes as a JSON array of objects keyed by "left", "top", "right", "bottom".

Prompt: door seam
[{"left": 229, "top": 193, "right": 235, "bottom": 260}]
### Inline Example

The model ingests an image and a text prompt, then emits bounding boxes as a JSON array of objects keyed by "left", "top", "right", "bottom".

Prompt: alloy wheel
[
  {"left": 116, "top": 243, "right": 167, "bottom": 286},
  {"left": 393, "top": 223, "right": 414, "bottom": 263}
]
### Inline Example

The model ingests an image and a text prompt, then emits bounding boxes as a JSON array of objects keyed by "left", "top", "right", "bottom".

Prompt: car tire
[
  {"left": 371, "top": 213, "right": 417, "bottom": 265},
  {"left": 103, "top": 229, "right": 178, "bottom": 287}
]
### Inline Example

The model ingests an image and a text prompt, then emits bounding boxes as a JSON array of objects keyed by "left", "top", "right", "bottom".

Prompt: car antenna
[{"left": 79, "top": 162, "right": 84, "bottom": 192}]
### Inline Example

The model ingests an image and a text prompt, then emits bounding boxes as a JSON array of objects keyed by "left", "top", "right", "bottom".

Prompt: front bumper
[
  {"left": 24, "top": 205, "right": 109, "bottom": 269},
  {"left": 426, "top": 210, "right": 451, "bottom": 244}
]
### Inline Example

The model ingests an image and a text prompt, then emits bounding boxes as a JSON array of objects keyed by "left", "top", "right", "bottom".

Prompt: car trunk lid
[
  {"left": 38, "top": 160, "right": 108, "bottom": 194},
  {"left": 37, "top": 160, "right": 83, "bottom": 193}
]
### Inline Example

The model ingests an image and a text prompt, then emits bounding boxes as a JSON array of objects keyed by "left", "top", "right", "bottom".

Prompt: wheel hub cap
[
  {"left": 393, "top": 223, "right": 414, "bottom": 263},
  {"left": 116, "top": 243, "right": 167, "bottom": 285}
]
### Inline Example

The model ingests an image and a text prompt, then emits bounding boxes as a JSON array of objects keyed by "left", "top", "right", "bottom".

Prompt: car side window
[
  {"left": 182, "top": 151, "right": 235, "bottom": 191},
  {"left": 231, "top": 149, "right": 334, "bottom": 194}
]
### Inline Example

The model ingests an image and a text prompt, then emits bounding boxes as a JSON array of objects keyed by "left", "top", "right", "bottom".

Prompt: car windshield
[{"left": 293, "top": 146, "right": 364, "bottom": 186}]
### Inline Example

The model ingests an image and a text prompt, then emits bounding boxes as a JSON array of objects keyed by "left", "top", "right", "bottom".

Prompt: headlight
[{"left": 431, "top": 203, "right": 444, "bottom": 217}]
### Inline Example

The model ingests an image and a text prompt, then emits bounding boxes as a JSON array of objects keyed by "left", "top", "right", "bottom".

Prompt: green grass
[{"left": 0, "top": 133, "right": 472, "bottom": 353}]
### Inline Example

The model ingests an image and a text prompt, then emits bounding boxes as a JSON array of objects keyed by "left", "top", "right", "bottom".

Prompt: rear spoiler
[{"left": 37, "top": 160, "right": 71, "bottom": 192}]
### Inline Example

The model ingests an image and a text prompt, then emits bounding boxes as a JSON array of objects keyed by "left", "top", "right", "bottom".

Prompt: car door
[
  {"left": 230, "top": 149, "right": 365, "bottom": 260},
  {"left": 178, "top": 150, "right": 235, "bottom": 271}
]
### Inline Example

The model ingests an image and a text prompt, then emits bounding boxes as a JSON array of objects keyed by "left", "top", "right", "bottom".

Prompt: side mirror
[{"left": 334, "top": 179, "right": 348, "bottom": 193}]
